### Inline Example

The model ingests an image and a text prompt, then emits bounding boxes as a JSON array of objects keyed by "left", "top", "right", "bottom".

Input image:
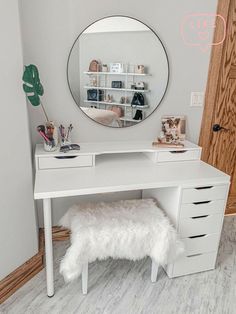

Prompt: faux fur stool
[{"left": 59, "top": 198, "right": 184, "bottom": 294}]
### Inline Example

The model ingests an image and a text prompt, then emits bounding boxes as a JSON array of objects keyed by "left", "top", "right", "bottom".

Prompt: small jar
[{"left": 43, "top": 121, "right": 58, "bottom": 152}]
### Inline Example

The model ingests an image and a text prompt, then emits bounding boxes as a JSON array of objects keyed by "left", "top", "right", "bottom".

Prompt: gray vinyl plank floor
[{"left": 1, "top": 216, "right": 236, "bottom": 314}]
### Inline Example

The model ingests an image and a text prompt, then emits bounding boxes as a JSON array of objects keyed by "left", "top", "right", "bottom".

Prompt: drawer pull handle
[
  {"left": 187, "top": 253, "right": 203, "bottom": 258},
  {"left": 189, "top": 234, "right": 207, "bottom": 239},
  {"left": 170, "top": 150, "right": 187, "bottom": 154},
  {"left": 193, "top": 201, "right": 211, "bottom": 205},
  {"left": 191, "top": 215, "right": 209, "bottom": 219},
  {"left": 54, "top": 156, "right": 78, "bottom": 159},
  {"left": 195, "top": 186, "right": 213, "bottom": 190}
]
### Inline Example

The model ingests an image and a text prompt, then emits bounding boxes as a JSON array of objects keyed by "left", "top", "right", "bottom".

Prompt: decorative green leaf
[
  {"left": 23, "top": 84, "right": 33, "bottom": 93},
  {"left": 22, "top": 64, "right": 44, "bottom": 107},
  {"left": 27, "top": 95, "right": 40, "bottom": 106}
]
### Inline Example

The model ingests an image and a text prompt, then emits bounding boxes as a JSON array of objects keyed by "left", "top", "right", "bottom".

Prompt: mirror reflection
[{"left": 67, "top": 16, "right": 169, "bottom": 127}]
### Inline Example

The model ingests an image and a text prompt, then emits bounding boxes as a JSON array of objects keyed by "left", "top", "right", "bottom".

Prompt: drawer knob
[
  {"left": 187, "top": 253, "right": 203, "bottom": 258},
  {"left": 191, "top": 215, "right": 209, "bottom": 219},
  {"left": 170, "top": 150, "right": 187, "bottom": 154},
  {"left": 54, "top": 156, "right": 78, "bottom": 159},
  {"left": 195, "top": 186, "right": 213, "bottom": 190},
  {"left": 193, "top": 201, "right": 211, "bottom": 205},
  {"left": 189, "top": 234, "right": 207, "bottom": 239}
]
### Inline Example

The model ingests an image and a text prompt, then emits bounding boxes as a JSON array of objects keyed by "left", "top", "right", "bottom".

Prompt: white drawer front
[
  {"left": 180, "top": 200, "right": 225, "bottom": 218},
  {"left": 182, "top": 185, "right": 228, "bottom": 204},
  {"left": 182, "top": 233, "right": 220, "bottom": 255},
  {"left": 172, "top": 251, "right": 217, "bottom": 277},
  {"left": 38, "top": 155, "right": 93, "bottom": 170},
  {"left": 155, "top": 149, "right": 201, "bottom": 163},
  {"left": 179, "top": 214, "right": 222, "bottom": 238}
]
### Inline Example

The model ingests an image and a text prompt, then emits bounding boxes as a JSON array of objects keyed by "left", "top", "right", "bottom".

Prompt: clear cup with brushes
[
  {"left": 59, "top": 124, "right": 73, "bottom": 146},
  {"left": 37, "top": 122, "right": 58, "bottom": 152}
]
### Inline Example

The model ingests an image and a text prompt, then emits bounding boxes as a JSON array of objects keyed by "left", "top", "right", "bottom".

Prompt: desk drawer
[
  {"left": 172, "top": 251, "right": 217, "bottom": 277},
  {"left": 179, "top": 214, "right": 222, "bottom": 237},
  {"left": 180, "top": 200, "right": 225, "bottom": 218},
  {"left": 38, "top": 155, "right": 93, "bottom": 170},
  {"left": 155, "top": 149, "right": 200, "bottom": 163},
  {"left": 181, "top": 185, "right": 228, "bottom": 204},
  {"left": 182, "top": 233, "right": 220, "bottom": 256}
]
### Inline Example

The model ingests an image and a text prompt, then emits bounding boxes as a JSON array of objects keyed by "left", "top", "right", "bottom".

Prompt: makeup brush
[
  {"left": 37, "top": 125, "right": 46, "bottom": 133},
  {"left": 37, "top": 125, "right": 50, "bottom": 142}
]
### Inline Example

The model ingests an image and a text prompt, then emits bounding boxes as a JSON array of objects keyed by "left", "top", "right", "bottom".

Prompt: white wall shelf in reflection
[
  {"left": 120, "top": 117, "right": 142, "bottom": 123},
  {"left": 84, "top": 71, "right": 151, "bottom": 76},
  {"left": 83, "top": 100, "right": 149, "bottom": 108},
  {"left": 84, "top": 86, "right": 150, "bottom": 93}
]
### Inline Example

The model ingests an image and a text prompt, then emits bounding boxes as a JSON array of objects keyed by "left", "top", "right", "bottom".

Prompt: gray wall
[
  {"left": 0, "top": 0, "right": 38, "bottom": 280},
  {"left": 19, "top": 0, "right": 217, "bottom": 226}
]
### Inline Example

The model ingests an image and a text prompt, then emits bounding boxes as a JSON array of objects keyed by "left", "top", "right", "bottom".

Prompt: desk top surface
[
  {"left": 34, "top": 153, "right": 230, "bottom": 199},
  {"left": 35, "top": 140, "right": 200, "bottom": 157}
]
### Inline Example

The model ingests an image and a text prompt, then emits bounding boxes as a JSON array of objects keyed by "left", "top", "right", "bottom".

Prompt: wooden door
[{"left": 199, "top": 0, "right": 236, "bottom": 215}]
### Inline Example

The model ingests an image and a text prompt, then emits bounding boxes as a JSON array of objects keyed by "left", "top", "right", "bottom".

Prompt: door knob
[{"left": 212, "top": 124, "right": 229, "bottom": 132}]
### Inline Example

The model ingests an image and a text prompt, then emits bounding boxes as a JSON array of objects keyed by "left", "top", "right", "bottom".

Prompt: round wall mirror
[{"left": 67, "top": 16, "right": 169, "bottom": 128}]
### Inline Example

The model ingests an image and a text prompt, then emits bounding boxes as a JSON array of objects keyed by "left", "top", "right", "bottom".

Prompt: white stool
[{"left": 59, "top": 199, "right": 183, "bottom": 294}]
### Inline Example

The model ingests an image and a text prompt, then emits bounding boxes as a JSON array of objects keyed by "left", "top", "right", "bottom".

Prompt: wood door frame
[
  {"left": 199, "top": 0, "right": 236, "bottom": 215},
  {"left": 199, "top": 0, "right": 231, "bottom": 160}
]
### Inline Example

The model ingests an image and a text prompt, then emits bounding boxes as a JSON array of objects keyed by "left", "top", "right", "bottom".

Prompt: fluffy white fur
[{"left": 59, "top": 199, "right": 184, "bottom": 282}]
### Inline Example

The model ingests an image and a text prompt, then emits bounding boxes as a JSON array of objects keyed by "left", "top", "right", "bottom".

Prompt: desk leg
[{"left": 43, "top": 198, "right": 54, "bottom": 297}]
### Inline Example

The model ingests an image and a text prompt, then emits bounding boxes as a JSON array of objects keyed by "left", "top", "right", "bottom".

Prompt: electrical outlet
[{"left": 190, "top": 92, "right": 204, "bottom": 107}]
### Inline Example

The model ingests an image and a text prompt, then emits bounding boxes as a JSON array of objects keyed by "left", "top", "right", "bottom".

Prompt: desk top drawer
[
  {"left": 172, "top": 251, "right": 217, "bottom": 277},
  {"left": 38, "top": 155, "right": 93, "bottom": 170},
  {"left": 182, "top": 185, "right": 228, "bottom": 204},
  {"left": 155, "top": 149, "right": 201, "bottom": 163},
  {"left": 179, "top": 213, "right": 222, "bottom": 238},
  {"left": 180, "top": 199, "right": 225, "bottom": 218},
  {"left": 182, "top": 233, "right": 220, "bottom": 256}
]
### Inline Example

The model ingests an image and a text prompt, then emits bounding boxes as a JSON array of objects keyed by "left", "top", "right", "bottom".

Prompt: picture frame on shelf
[
  {"left": 111, "top": 81, "right": 123, "bottom": 88},
  {"left": 110, "top": 63, "right": 124, "bottom": 73},
  {"left": 161, "top": 115, "right": 186, "bottom": 144}
]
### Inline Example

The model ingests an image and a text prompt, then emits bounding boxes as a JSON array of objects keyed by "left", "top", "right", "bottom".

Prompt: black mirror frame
[{"left": 67, "top": 15, "right": 170, "bottom": 128}]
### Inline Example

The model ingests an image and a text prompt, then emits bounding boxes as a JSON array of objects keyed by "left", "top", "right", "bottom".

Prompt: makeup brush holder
[
  {"left": 43, "top": 121, "right": 58, "bottom": 152},
  {"left": 61, "top": 135, "right": 71, "bottom": 146},
  {"left": 59, "top": 123, "right": 73, "bottom": 146}
]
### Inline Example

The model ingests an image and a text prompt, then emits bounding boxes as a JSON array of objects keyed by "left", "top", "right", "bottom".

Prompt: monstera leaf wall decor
[{"left": 22, "top": 64, "right": 49, "bottom": 121}]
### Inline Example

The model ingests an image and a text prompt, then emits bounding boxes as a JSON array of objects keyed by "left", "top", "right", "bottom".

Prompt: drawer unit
[
  {"left": 178, "top": 213, "right": 223, "bottom": 238},
  {"left": 181, "top": 185, "right": 228, "bottom": 203},
  {"left": 155, "top": 149, "right": 201, "bottom": 163},
  {"left": 171, "top": 251, "right": 217, "bottom": 277},
  {"left": 38, "top": 155, "right": 93, "bottom": 170},
  {"left": 182, "top": 233, "right": 220, "bottom": 256},
  {"left": 168, "top": 182, "right": 228, "bottom": 278},
  {"left": 180, "top": 199, "right": 225, "bottom": 218}
]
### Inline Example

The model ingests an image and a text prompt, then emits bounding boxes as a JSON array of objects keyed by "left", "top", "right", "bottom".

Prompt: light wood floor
[{"left": 1, "top": 216, "right": 236, "bottom": 314}]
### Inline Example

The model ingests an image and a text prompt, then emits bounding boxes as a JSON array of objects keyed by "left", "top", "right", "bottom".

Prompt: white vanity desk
[{"left": 34, "top": 141, "right": 230, "bottom": 297}]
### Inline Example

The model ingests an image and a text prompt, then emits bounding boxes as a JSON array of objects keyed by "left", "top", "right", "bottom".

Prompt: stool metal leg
[
  {"left": 82, "top": 262, "right": 88, "bottom": 294},
  {"left": 151, "top": 259, "right": 159, "bottom": 283}
]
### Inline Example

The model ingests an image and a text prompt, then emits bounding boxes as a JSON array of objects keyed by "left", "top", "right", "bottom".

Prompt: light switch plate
[{"left": 190, "top": 92, "right": 204, "bottom": 107}]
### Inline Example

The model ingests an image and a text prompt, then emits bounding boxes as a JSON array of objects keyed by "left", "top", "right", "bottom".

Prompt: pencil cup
[
  {"left": 59, "top": 123, "right": 73, "bottom": 146},
  {"left": 43, "top": 121, "right": 58, "bottom": 152},
  {"left": 61, "top": 137, "right": 71, "bottom": 146}
]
